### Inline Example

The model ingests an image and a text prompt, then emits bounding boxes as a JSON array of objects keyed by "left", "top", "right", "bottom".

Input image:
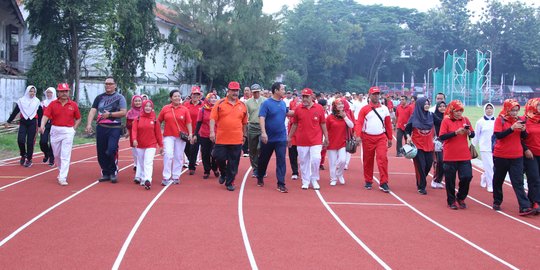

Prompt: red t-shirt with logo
[
  {"left": 326, "top": 114, "right": 348, "bottom": 150},
  {"left": 292, "top": 103, "right": 326, "bottom": 146},
  {"left": 44, "top": 99, "right": 81, "bottom": 127},
  {"left": 158, "top": 104, "right": 191, "bottom": 137},
  {"left": 288, "top": 100, "right": 301, "bottom": 145},
  {"left": 396, "top": 105, "right": 413, "bottom": 130},
  {"left": 183, "top": 100, "right": 203, "bottom": 124},
  {"left": 411, "top": 127, "right": 434, "bottom": 152},
  {"left": 525, "top": 121, "right": 540, "bottom": 156},
  {"left": 440, "top": 117, "right": 473, "bottom": 161},
  {"left": 493, "top": 117, "right": 523, "bottom": 159}
]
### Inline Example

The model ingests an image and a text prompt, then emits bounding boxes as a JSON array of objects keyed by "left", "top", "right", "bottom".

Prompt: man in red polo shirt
[
  {"left": 355, "top": 86, "right": 393, "bottom": 193},
  {"left": 184, "top": 86, "right": 204, "bottom": 175},
  {"left": 395, "top": 95, "right": 413, "bottom": 157},
  {"left": 288, "top": 88, "right": 329, "bottom": 190},
  {"left": 39, "top": 83, "right": 81, "bottom": 186}
]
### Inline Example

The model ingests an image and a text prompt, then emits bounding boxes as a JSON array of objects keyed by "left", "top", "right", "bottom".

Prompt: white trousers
[
  {"left": 328, "top": 147, "right": 346, "bottom": 182},
  {"left": 480, "top": 151, "right": 494, "bottom": 188},
  {"left": 136, "top": 148, "right": 156, "bottom": 182},
  {"left": 345, "top": 152, "right": 352, "bottom": 169},
  {"left": 297, "top": 145, "right": 322, "bottom": 186},
  {"left": 131, "top": 147, "right": 138, "bottom": 167},
  {"left": 163, "top": 136, "right": 186, "bottom": 180},
  {"left": 50, "top": 126, "right": 75, "bottom": 181}
]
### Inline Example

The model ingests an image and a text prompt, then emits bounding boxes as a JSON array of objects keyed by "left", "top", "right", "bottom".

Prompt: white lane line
[
  {"left": 315, "top": 190, "right": 392, "bottom": 270},
  {"left": 0, "top": 142, "right": 95, "bottom": 165},
  {"left": 238, "top": 167, "right": 258, "bottom": 270},
  {"left": 366, "top": 147, "right": 519, "bottom": 269},
  {"left": 112, "top": 169, "right": 188, "bottom": 270},
  {"left": 0, "top": 164, "right": 133, "bottom": 248},
  {"left": 327, "top": 202, "right": 406, "bottom": 207},
  {"left": 0, "top": 148, "right": 130, "bottom": 191}
]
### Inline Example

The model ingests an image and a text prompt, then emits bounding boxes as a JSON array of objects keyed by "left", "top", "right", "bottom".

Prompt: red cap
[
  {"left": 191, "top": 86, "right": 201, "bottom": 95},
  {"left": 228, "top": 81, "right": 240, "bottom": 90},
  {"left": 369, "top": 86, "right": 381, "bottom": 94},
  {"left": 57, "top": 83, "right": 70, "bottom": 91},
  {"left": 301, "top": 88, "right": 313, "bottom": 96}
]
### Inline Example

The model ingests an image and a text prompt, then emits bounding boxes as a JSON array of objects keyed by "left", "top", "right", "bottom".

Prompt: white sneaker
[
  {"left": 243, "top": 154, "right": 249, "bottom": 157},
  {"left": 58, "top": 180, "right": 68, "bottom": 186},
  {"left": 480, "top": 175, "right": 487, "bottom": 188},
  {"left": 291, "top": 175, "right": 298, "bottom": 180},
  {"left": 330, "top": 180, "right": 337, "bottom": 186},
  {"left": 338, "top": 176, "right": 345, "bottom": 185},
  {"left": 437, "top": 182, "right": 445, "bottom": 189},
  {"left": 431, "top": 181, "right": 439, "bottom": 189},
  {"left": 312, "top": 181, "right": 320, "bottom": 190},
  {"left": 301, "top": 184, "right": 309, "bottom": 190},
  {"left": 487, "top": 186, "right": 493, "bottom": 193}
]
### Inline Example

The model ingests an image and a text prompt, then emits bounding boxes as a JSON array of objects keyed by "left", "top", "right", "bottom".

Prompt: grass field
[
  {"left": 462, "top": 105, "right": 502, "bottom": 124},
  {"left": 0, "top": 132, "right": 93, "bottom": 160}
]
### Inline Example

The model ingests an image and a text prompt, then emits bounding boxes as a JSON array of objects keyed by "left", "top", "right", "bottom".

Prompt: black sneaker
[
  {"left": 19, "top": 156, "right": 25, "bottom": 165},
  {"left": 379, "top": 183, "right": 390, "bottom": 193},
  {"left": 519, "top": 207, "right": 534, "bottom": 216},
  {"left": 213, "top": 170, "right": 220, "bottom": 178},
  {"left": 144, "top": 180, "right": 151, "bottom": 190},
  {"left": 277, "top": 185, "right": 288, "bottom": 193},
  {"left": 257, "top": 178, "right": 264, "bottom": 187},
  {"left": 457, "top": 200, "right": 467, "bottom": 209},
  {"left": 189, "top": 170, "right": 195, "bottom": 175},
  {"left": 98, "top": 176, "right": 111, "bottom": 182},
  {"left": 42, "top": 156, "right": 49, "bottom": 163},
  {"left": 48, "top": 158, "right": 55, "bottom": 167},
  {"left": 364, "top": 182, "right": 372, "bottom": 190},
  {"left": 23, "top": 160, "right": 33, "bottom": 168},
  {"left": 110, "top": 175, "right": 118, "bottom": 184},
  {"left": 134, "top": 178, "right": 141, "bottom": 185},
  {"left": 133, "top": 166, "right": 137, "bottom": 172},
  {"left": 226, "top": 184, "right": 235, "bottom": 191},
  {"left": 448, "top": 203, "right": 458, "bottom": 210},
  {"left": 218, "top": 176, "right": 226, "bottom": 185},
  {"left": 203, "top": 173, "right": 210, "bottom": 179},
  {"left": 418, "top": 189, "right": 427, "bottom": 195},
  {"left": 319, "top": 165, "right": 325, "bottom": 170},
  {"left": 492, "top": 204, "right": 501, "bottom": 211}
]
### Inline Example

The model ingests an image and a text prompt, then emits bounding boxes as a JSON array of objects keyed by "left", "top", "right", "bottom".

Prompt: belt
[
  {"left": 363, "top": 132, "right": 385, "bottom": 136},
  {"left": 98, "top": 124, "right": 124, "bottom": 129}
]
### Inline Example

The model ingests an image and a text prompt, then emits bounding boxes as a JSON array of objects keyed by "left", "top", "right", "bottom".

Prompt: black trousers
[
  {"left": 39, "top": 121, "right": 54, "bottom": 161},
  {"left": 199, "top": 136, "right": 217, "bottom": 174},
  {"left": 432, "top": 151, "right": 444, "bottom": 183},
  {"left": 395, "top": 128, "right": 405, "bottom": 155},
  {"left": 17, "top": 118, "right": 38, "bottom": 161},
  {"left": 96, "top": 125, "right": 121, "bottom": 177},
  {"left": 493, "top": 157, "right": 530, "bottom": 209},
  {"left": 242, "top": 138, "right": 249, "bottom": 155},
  {"left": 524, "top": 155, "right": 540, "bottom": 204},
  {"left": 184, "top": 139, "right": 200, "bottom": 170},
  {"left": 444, "top": 161, "right": 472, "bottom": 205},
  {"left": 213, "top": 144, "right": 242, "bottom": 186},
  {"left": 413, "top": 149, "right": 433, "bottom": 190},
  {"left": 288, "top": 145, "right": 299, "bottom": 176}
]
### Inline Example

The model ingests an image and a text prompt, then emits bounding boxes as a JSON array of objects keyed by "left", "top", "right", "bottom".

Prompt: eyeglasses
[{"left": 105, "top": 83, "right": 115, "bottom": 85}]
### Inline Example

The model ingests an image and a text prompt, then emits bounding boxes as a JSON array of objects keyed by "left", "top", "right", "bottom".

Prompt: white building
[{"left": 0, "top": 0, "right": 26, "bottom": 73}]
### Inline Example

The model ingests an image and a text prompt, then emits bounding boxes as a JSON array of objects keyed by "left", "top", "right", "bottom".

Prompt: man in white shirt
[
  {"left": 429, "top": 93, "right": 446, "bottom": 112},
  {"left": 283, "top": 91, "right": 293, "bottom": 108}
]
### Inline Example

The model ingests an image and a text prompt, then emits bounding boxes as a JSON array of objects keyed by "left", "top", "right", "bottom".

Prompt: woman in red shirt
[
  {"left": 405, "top": 97, "right": 434, "bottom": 195},
  {"left": 492, "top": 99, "right": 533, "bottom": 215},
  {"left": 126, "top": 95, "right": 142, "bottom": 176},
  {"left": 439, "top": 100, "right": 475, "bottom": 210},
  {"left": 194, "top": 93, "right": 220, "bottom": 179},
  {"left": 158, "top": 90, "right": 193, "bottom": 186},
  {"left": 326, "top": 99, "right": 354, "bottom": 186},
  {"left": 523, "top": 98, "right": 540, "bottom": 214},
  {"left": 132, "top": 100, "right": 163, "bottom": 190}
]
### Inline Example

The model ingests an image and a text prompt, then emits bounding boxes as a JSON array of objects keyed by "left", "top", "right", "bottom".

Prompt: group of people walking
[{"left": 5, "top": 79, "right": 540, "bottom": 216}]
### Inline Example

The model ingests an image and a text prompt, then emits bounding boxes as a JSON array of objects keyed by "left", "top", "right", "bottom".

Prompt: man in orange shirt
[{"left": 210, "top": 81, "right": 248, "bottom": 191}]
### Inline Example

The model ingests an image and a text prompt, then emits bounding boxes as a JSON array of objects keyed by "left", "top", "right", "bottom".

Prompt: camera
[{"left": 464, "top": 125, "right": 470, "bottom": 130}]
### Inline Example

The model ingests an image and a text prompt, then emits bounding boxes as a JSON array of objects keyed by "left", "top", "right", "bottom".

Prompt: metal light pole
[{"left": 427, "top": 68, "right": 433, "bottom": 101}]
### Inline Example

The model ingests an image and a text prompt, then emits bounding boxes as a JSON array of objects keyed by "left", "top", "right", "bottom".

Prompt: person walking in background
[
  {"left": 288, "top": 88, "right": 328, "bottom": 190},
  {"left": 287, "top": 95, "right": 301, "bottom": 180},
  {"left": 85, "top": 77, "right": 127, "bottom": 183},
  {"left": 523, "top": 98, "right": 540, "bottom": 214},
  {"left": 245, "top": 83, "right": 267, "bottom": 178},
  {"left": 194, "top": 93, "right": 220, "bottom": 179},
  {"left": 132, "top": 100, "right": 163, "bottom": 190},
  {"left": 405, "top": 97, "right": 434, "bottom": 195},
  {"left": 241, "top": 86, "right": 253, "bottom": 158},
  {"left": 395, "top": 95, "right": 413, "bottom": 157},
  {"left": 183, "top": 86, "right": 203, "bottom": 175},
  {"left": 326, "top": 99, "right": 354, "bottom": 186},
  {"left": 257, "top": 82, "right": 289, "bottom": 192},
  {"left": 355, "top": 86, "right": 393, "bottom": 193},
  {"left": 492, "top": 99, "right": 533, "bottom": 215},
  {"left": 158, "top": 89, "right": 192, "bottom": 186},
  {"left": 473, "top": 103, "right": 496, "bottom": 192},
  {"left": 318, "top": 98, "right": 329, "bottom": 170},
  {"left": 431, "top": 101, "right": 446, "bottom": 189},
  {"left": 6, "top": 85, "right": 43, "bottom": 167},
  {"left": 39, "top": 83, "right": 81, "bottom": 186},
  {"left": 126, "top": 95, "right": 142, "bottom": 176},
  {"left": 210, "top": 81, "right": 248, "bottom": 191},
  {"left": 40, "top": 87, "right": 57, "bottom": 167},
  {"left": 439, "top": 100, "right": 474, "bottom": 210}
]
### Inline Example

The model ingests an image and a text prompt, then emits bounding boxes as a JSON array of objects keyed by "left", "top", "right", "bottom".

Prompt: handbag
[
  {"left": 345, "top": 127, "right": 357, "bottom": 154},
  {"left": 469, "top": 140, "right": 478, "bottom": 159},
  {"left": 171, "top": 106, "right": 190, "bottom": 142},
  {"left": 433, "top": 137, "right": 443, "bottom": 152}
]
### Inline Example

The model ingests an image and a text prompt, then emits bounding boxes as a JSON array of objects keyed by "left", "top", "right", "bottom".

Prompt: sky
[{"left": 262, "top": 0, "right": 539, "bottom": 14}]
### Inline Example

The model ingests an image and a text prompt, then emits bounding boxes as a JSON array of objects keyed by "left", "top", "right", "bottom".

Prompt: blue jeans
[{"left": 257, "top": 141, "right": 287, "bottom": 186}]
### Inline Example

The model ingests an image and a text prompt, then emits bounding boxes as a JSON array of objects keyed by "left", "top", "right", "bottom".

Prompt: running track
[{"left": 0, "top": 138, "right": 538, "bottom": 269}]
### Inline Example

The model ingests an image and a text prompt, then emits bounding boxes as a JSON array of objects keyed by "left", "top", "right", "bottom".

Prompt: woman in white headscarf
[
  {"left": 6, "top": 85, "right": 43, "bottom": 167},
  {"left": 39, "top": 87, "right": 57, "bottom": 166},
  {"left": 473, "top": 103, "right": 495, "bottom": 192}
]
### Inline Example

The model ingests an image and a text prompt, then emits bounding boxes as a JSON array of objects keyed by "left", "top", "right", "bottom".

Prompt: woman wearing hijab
[
  {"left": 431, "top": 101, "right": 446, "bottom": 189},
  {"left": 523, "top": 98, "right": 540, "bottom": 214},
  {"left": 439, "top": 100, "right": 475, "bottom": 210},
  {"left": 405, "top": 97, "right": 434, "bottom": 195},
  {"left": 326, "top": 99, "right": 354, "bottom": 186},
  {"left": 492, "top": 99, "right": 534, "bottom": 215},
  {"left": 6, "top": 85, "right": 43, "bottom": 167},
  {"left": 132, "top": 100, "right": 163, "bottom": 190},
  {"left": 473, "top": 103, "right": 496, "bottom": 192},
  {"left": 194, "top": 93, "right": 220, "bottom": 179},
  {"left": 40, "top": 87, "right": 57, "bottom": 166},
  {"left": 126, "top": 95, "right": 143, "bottom": 177}
]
